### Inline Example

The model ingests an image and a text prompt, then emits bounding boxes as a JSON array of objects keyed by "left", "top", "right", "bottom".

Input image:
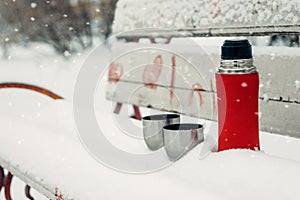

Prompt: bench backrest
[{"left": 106, "top": 0, "right": 300, "bottom": 137}]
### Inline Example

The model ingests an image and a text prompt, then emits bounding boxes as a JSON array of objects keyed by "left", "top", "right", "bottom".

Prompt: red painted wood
[
  {"left": 132, "top": 105, "right": 142, "bottom": 121},
  {"left": 0, "top": 83, "right": 63, "bottom": 100},
  {"left": 0, "top": 166, "right": 4, "bottom": 193},
  {"left": 4, "top": 172, "right": 13, "bottom": 200},
  {"left": 25, "top": 185, "right": 34, "bottom": 200}
]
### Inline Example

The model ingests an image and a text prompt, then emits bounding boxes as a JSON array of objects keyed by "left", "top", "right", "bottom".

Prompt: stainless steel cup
[
  {"left": 143, "top": 114, "right": 180, "bottom": 151},
  {"left": 163, "top": 123, "right": 204, "bottom": 161}
]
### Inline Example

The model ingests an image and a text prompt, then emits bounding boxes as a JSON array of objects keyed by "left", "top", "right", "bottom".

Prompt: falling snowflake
[{"left": 31, "top": 2, "right": 37, "bottom": 8}]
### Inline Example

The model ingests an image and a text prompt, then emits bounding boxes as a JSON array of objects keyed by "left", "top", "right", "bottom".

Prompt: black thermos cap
[{"left": 221, "top": 39, "right": 252, "bottom": 60}]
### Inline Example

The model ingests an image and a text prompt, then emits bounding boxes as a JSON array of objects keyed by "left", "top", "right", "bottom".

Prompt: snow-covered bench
[
  {"left": 107, "top": 40, "right": 300, "bottom": 137},
  {"left": 0, "top": 82, "right": 63, "bottom": 199},
  {"left": 1, "top": 93, "right": 300, "bottom": 200},
  {"left": 109, "top": 0, "right": 300, "bottom": 138},
  {"left": 0, "top": 62, "right": 300, "bottom": 200},
  {"left": 1, "top": 0, "right": 300, "bottom": 199},
  {"left": 1, "top": 84, "right": 300, "bottom": 200}
]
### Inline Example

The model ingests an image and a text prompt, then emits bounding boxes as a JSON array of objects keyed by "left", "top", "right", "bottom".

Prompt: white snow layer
[
  {"left": 113, "top": 0, "right": 300, "bottom": 32},
  {"left": 1, "top": 101, "right": 300, "bottom": 200},
  {"left": 1, "top": 43, "right": 300, "bottom": 199}
]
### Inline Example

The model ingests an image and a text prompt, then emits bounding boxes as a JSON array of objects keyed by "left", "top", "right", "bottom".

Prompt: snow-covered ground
[{"left": 0, "top": 42, "right": 300, "bottom": 200}]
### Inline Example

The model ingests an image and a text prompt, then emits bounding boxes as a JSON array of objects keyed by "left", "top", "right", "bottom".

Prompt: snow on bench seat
[{"left": 0, "top": 100, "right": 300, "bottom": 200}]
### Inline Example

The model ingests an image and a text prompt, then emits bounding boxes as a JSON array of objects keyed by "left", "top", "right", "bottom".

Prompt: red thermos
[{"left": 216, "top": 40, "right": 260, "bottom": 151}]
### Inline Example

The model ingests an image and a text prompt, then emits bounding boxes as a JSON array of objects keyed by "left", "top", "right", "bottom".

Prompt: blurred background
[
  {"left": 0, "top": 0, "right": 298, "bottom": 60},
  {"left": 0, "top": 0, "right": 118, "bottom": 58}
]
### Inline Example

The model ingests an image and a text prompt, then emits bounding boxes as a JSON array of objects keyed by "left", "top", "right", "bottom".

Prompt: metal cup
[
  {"left": 163, "top": 123, "right": 204, "bottom": 161},
  {"left": 142, "top": 114, "right": 180, "bottom": 151}
]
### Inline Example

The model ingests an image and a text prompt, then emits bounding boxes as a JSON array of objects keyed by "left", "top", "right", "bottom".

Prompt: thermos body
[
  {"left": 216, "top": 40, "right": 260, "bottom": 151},
  {"left": 216, "top": 72, "right": 260, "bottom": 151}
]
